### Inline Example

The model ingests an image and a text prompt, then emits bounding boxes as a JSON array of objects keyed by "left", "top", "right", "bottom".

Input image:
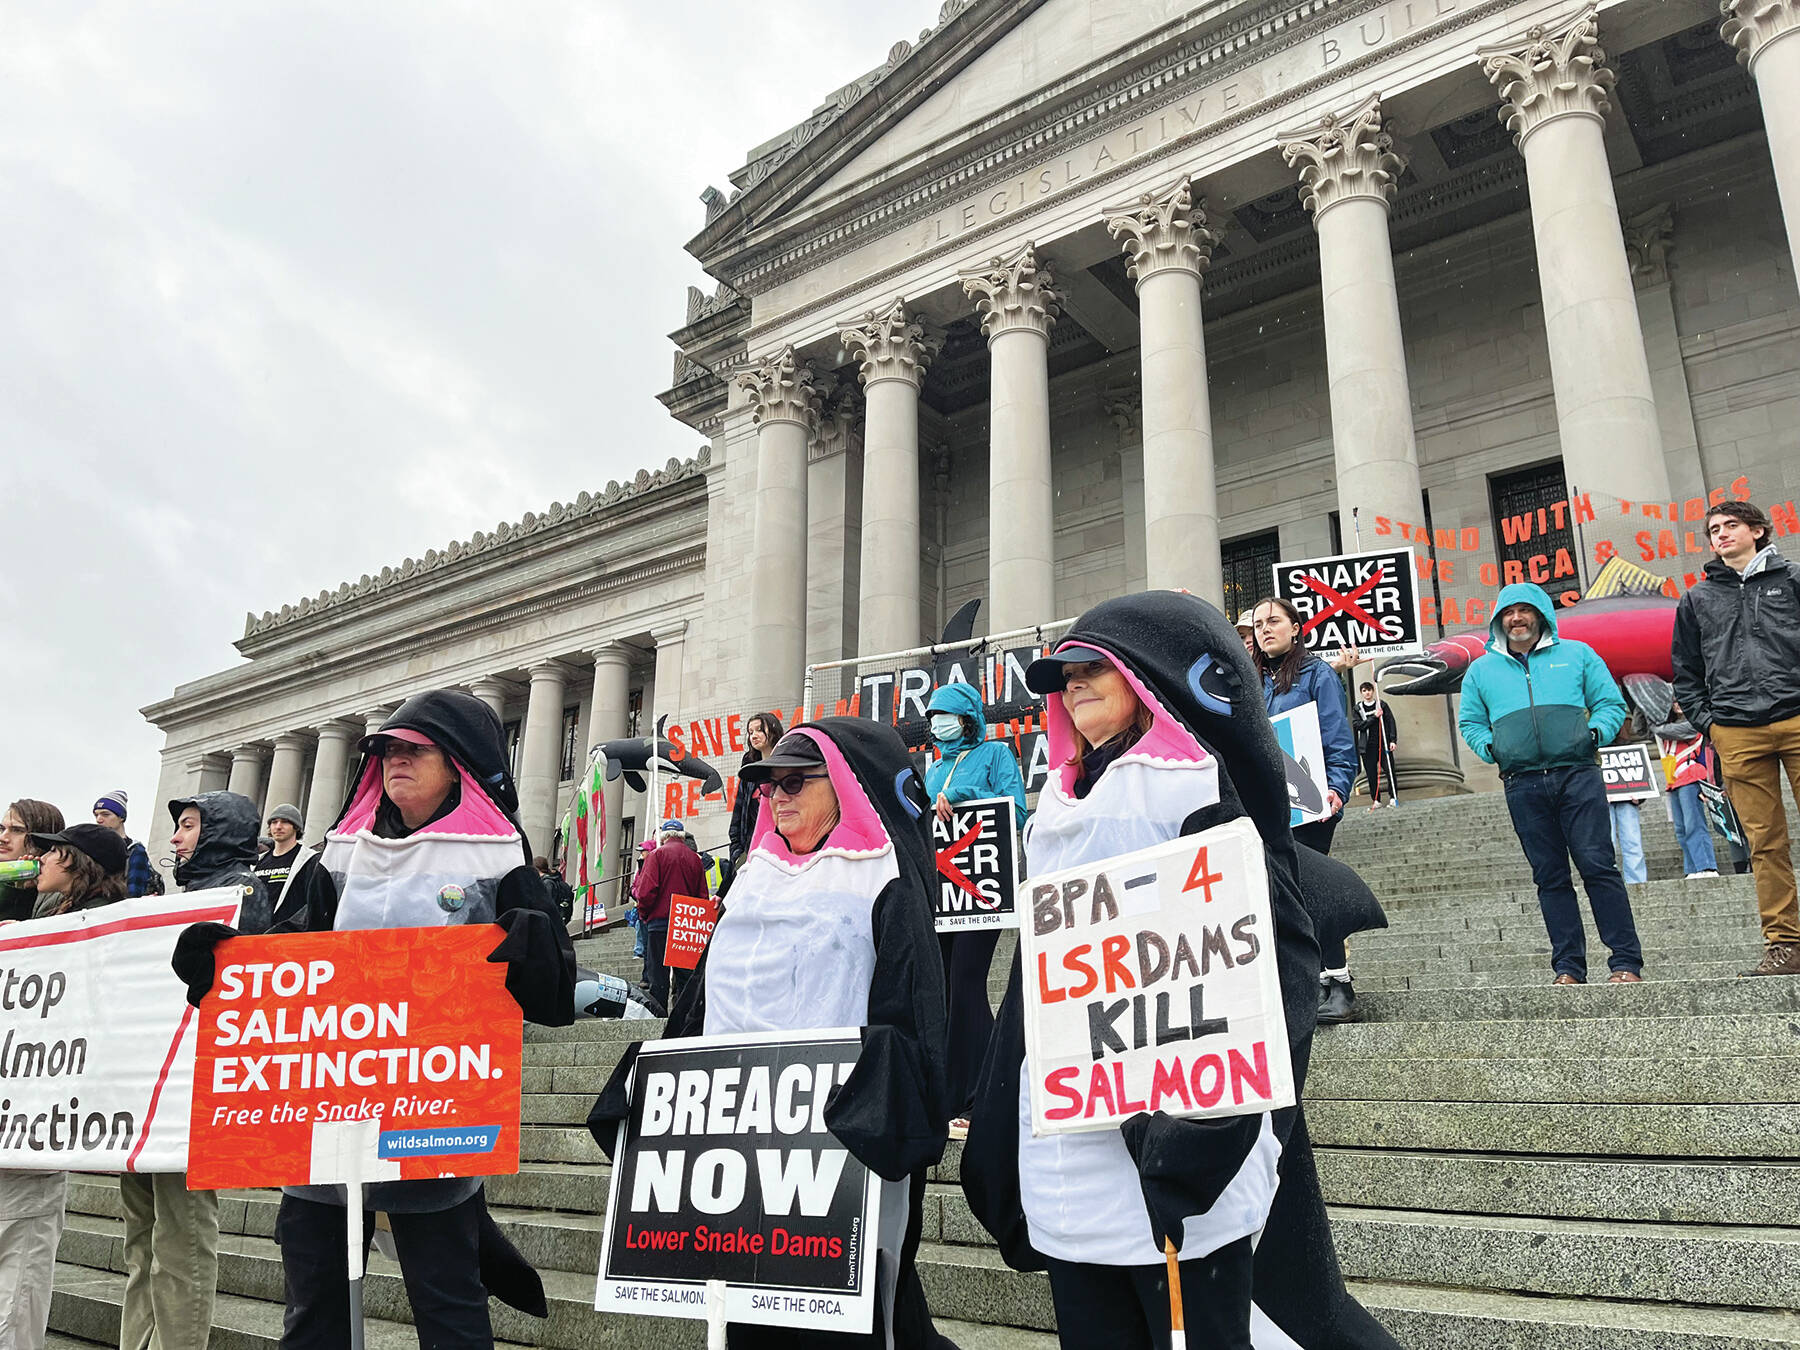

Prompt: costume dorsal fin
[{"left": 1584, "top": 556, "right": 1673, "bottom": 599}]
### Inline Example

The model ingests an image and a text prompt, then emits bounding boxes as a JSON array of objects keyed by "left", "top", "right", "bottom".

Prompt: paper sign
[
  {"left": 1019, "top": 818, "right": 1295, "bottom": 1136},
  {"left": 931, "top": 798, "right": 1020, "bottom": 932},
  {"left": 187, "top": 926, "right": 522, "bottom": 1190},
  {"left": 1272, "top": 547, "right": 1423, "bottom": 658},
  {"left": 1601, "top": 744, "right": 1661, "bottom": 802},
  {"left": 1270, "top": 704, "right": 1332, "bottom": 826},
  {"left": 595, "top": 1029, "right": 881, "bottom": 1333},
  {"left": 0, "top": 890, "right": 243, "bottom": 1174},
  {"left": 664, "top": 895, "right": 719, "bottom": 971}
]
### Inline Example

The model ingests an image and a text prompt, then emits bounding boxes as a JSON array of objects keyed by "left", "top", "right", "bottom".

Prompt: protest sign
[
  {"left": 1699, "top": 781, "right": 1747, "bottom": 849},
  {"left": 665, "top": 895, "right": 719, "bottom": 971},
  {"left": 595, "top": 1029, "right": 882, "bottom": 1333},
  {"left": 187, "top": 926, "right": 522, "bottom": 1190},
  {"left": 0, "top": 889, "right": 242, "bottom": 1174},
  {"left": 1272, "top": 547, "right": 1422, "bottom": 658},
  {"left": 932, "top": 797, "right": 1020, "bottom": 932},
  {"left": 1269, "top": 705, "right": 1332, "bottom": 827},
  {"left": 1601, "top": 745, "right": 1661, "bottom": 802},
  {"left": 1019, "top": 818, "right": 1294, "bottom": 1135}
]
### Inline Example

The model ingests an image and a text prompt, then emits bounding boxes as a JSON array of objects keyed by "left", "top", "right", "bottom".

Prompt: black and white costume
[
  {"left": 589, "top": 718, "right": 955, "bottom": 1350},
  {"left": 959, "top": 591, "right": 1399, "bottom": 1350}
]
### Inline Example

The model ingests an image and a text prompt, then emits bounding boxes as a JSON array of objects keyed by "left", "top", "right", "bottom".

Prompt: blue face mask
[{"left": 929, "top": 713, "right": 965, "bottom": 744}]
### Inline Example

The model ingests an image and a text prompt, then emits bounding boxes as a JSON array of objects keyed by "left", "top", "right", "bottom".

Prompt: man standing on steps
[
  {"left": 1672, "top": 500, "right": 1800, "bottom": 978},
  {"left": 1459, "top": 582, "right": 1644, "bottom": 986}
]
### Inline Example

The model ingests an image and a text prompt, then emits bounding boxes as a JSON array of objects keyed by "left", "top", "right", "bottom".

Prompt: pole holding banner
[{"left": 1165, "top": 1238, "right": 1186, "bottom": 1350}]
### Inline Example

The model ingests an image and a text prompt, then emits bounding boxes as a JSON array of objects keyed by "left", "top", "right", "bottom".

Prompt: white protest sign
[
  {"left": 1019, "top": 818, "right": 1294, "bottom": 1136},
  {"left": 1272, "top": 547, "right": 1423, "bottom": 658},
  {"left": 0, "top": 889, "right": 243, "bottom": 1173},
  {"left": 1270, "top": 704, "right": 1332, "bottom": 826}
]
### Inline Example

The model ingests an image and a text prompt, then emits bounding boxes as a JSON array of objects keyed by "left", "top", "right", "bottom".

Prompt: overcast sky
[{"left": 3, "top": 0, "right": 942, "bottom": 848}]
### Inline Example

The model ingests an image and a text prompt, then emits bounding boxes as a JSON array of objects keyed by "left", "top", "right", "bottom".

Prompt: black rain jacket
[{"left": 1672, "top": 550, "right": 1800, "bottom": 733}]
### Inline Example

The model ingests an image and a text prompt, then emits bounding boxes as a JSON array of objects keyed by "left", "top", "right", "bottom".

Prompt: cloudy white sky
[{"left": 4, "top": 0, "right": 941, "bottom": 847}]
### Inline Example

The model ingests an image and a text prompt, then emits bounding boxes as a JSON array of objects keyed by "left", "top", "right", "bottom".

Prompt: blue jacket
[
  {"left": 1262, "top": 656, "right": 1357, "bottom": 811},
  {"left": 923, "top": 681, "right": 1028, "bottom": 828},
  {"left": 1459, "top": 582, "right": 1627, "bottom": 774}
]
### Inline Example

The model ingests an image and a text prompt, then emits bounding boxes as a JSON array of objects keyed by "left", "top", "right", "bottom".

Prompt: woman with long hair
[
  {"left": 728, "top": 710, "right": 785, "bottom": 868},
  {"left": 0, "top": 799, "right": 63, "bottom": 923}
]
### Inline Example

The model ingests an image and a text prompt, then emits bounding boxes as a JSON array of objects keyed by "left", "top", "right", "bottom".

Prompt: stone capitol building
[{"left": 147, "top": 0, "right": 1800, "bottom": 887}]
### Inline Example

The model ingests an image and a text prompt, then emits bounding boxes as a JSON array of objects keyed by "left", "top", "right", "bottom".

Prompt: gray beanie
[{"left": 266, "top": 803, "right": 304, "bottom": 830}]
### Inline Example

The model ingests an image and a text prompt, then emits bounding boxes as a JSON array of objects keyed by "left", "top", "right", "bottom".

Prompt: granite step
[{"left": 1355, "top": 974, "right": 1800, "bottom": 1022}]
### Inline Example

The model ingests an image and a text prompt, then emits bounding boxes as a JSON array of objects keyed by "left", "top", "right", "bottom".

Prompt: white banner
[{"left": 0, "top": 889, "right": 242, "bottom": 1173}]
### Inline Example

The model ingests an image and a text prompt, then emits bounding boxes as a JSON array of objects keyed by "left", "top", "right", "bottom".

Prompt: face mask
[{"left": 929, "top": 713, "right": 965, "bottom": 743}]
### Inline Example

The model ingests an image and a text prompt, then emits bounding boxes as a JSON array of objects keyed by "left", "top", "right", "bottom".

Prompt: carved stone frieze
[
  {"left": 735, "top": 345, "right": 822, "bottom": 429},
  {"left": 1720, "top": 0, "right": 1800, "bottom": 69},
  {"left": 958, "top": 244, "right": 1060, "bottom": 341},
  {"left": 1478, "top": 5, "right": 1615, "bottom": 146},
  {"left": 1103, "top": 176, "right": 1222, "bottom": 284},
  {"left": 840, "top": 299, "right": 939, "bottom": 388},
  {"left": 1276, "top": 94, "right": 1406, "bottom": 220}
]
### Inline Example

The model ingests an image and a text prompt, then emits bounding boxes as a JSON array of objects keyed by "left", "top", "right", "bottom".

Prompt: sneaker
[
  {"left": 1742, "top": 943, "right": 1800, "bottom": 977},
  {"left": 1685, "top": 870, "right": 1720, "bottom": 879},
  {"left": 1317, "top": 977, "right": 1358, "bottom": 1024}
]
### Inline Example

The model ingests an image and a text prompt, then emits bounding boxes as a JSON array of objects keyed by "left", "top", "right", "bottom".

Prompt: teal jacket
[
  {"left": 1458, "top": 583, "right": 1627, "bottom": 775},
  {"left": 922, "top": 681, "right": 1029, "bottom": 828}
]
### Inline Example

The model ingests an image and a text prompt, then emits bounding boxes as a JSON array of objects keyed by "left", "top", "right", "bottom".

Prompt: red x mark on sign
[
  {"left": 936, "top": 820, "right": 998, "bottom": 909},
  {"left": 1296, "top": 567, "right": 1385, "bottom": 636}
]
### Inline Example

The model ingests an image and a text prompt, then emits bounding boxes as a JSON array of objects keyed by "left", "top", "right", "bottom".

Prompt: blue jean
[
  {"left": 1503, "top": 765, "right": 1644, "bottom": 979},
  {"left": 1668, "top": 783, "right": 1719, "bottom": 875},
  {"left": 1609, "top": 801, "right": 1646, "bottom": 884}
]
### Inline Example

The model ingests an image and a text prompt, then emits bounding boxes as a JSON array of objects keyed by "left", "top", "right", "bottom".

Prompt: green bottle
[{"left": 0, "top": 858, "right": 40, "bottom": 883}]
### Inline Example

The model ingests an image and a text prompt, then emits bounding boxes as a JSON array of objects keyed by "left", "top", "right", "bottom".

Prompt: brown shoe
[
  {"left": 1607, "top": 970, "right": 1642, "bottom": 984},
  {"left": 1742, "top": 943, "right": 1800, "bottom": 977},
  {"left": 1552, "top": 973, "right": 1583, "bottom": 986}
]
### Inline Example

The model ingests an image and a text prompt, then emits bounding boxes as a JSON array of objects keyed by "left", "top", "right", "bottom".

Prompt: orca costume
[
  {"left": 588, "top": 718, "right": 956, "bottom": 1349},
  {"left": 959, "top": 591, "right": 1399, "bottom": 1350}
]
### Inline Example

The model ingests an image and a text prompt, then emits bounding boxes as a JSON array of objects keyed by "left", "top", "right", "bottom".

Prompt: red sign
[
  {"left": 187, "top": 927, "right": 523, "bottom": 1190},
  {"left": 664, "top": 894, "right": 718, "bottom": 971}
]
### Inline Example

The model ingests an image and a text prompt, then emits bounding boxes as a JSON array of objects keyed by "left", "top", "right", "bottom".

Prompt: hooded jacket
[
  {"left": 168, "top": 791, "right": 272, "bottom": 933},
  {"left": 1672, "top": 547, "right": 1800, "bottom": 733},
  {"left": 1458, "top": 583, "right": 1627, "bottom": 775},
  {"left": 923, "top": 680, "right": 1029, "bottom": 828}
]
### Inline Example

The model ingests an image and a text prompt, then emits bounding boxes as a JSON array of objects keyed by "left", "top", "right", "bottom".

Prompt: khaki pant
[
  {"left": 1711, "top": 715, "right": 1800, "bottom": 944},
  {"left": 118, "top": 1172, "right": 218, "bottom": 1350},
  {"left": 0, "top": 1181, "right": 66, "bottom": 1350}
]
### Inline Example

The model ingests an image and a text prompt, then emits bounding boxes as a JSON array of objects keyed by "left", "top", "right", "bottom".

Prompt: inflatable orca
[{"left": 596, "top": 714, "right": 724, "bottom": 796}]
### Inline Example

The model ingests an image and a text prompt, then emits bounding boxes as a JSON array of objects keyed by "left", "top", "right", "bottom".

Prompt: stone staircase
[{"left": 44, "top": 789, "right": 1800, "bottom": 1346}]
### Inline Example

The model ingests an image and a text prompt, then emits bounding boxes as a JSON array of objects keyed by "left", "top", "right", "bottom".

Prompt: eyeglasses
[
  {"left": 756, "top": 771, "right": 830, "bottom": 799},
  {"left": 378, "top": 740, "right": 436, "bottom": 760}
]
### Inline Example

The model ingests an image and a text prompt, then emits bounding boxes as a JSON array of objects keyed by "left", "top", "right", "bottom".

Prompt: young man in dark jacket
[{"left": 1672, "top": 500, "right": 1800, "bottom": 976}]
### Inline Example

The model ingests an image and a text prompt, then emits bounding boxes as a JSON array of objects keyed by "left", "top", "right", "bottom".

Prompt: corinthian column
[
  {"left": 1480, "top": 6, "right": 1670, "bottom": 517},
  {"left": 842, "top": 299, "right": 936, "bottom": 654},
  {"left": 1722, "top": 0, "right": 1800, "bottom": 278},
  {"left": 960, "top": 244, "right": 1059, "bottom": 634},
  {"left": 737, "top": 346, "right": 821, "bottom": 709},
  {"left": 1104, "top": 176, "right": 1223, "bottom": 600},
  {"left": 1278, "top": 94, "right": 1463, "bottom": 796}
]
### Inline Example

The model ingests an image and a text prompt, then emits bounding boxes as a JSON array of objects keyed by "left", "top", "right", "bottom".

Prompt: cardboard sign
[
  {"left": 1270, "top": 704, "right": 1332, "bottom": 826},
  {"left": 931, "top": 798, "right": 1020, "bottom": 932},
  {"left": 1019, "top": 819, "right": 1295, "bottom": 1135},
  {"left": 1601, "top": 744, "right": 1661, "bottom": 802},
  {"left": 187, "top": 926, "right": 523, "bottom": 1190},
  {"left": 595, "top": 1029, "right": 882, "bottom": 1333},
  {"left": 0, "top": 890, "right": 243, "bottom": 1174},
  {"left": 664, "top": 895, "right": 719, "bottom": 971},
  {"left": 1272, "top": 547, "right": 1422, "bottom": 658}
]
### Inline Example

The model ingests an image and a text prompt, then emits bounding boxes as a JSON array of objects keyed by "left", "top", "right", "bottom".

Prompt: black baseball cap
[
  {"left": 30, "top": 823, "right": 129, "bottom": 877},
  {"left": 1024, "top": 644, "right": 1113, "bottom": 696},
  {"left": 736, "top": 733, "right": 827, "bottom": 784}
]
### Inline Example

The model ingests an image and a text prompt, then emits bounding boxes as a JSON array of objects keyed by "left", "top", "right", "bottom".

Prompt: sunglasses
[{"left": 756, "top": 771, "right": 830, "bottom": 799}]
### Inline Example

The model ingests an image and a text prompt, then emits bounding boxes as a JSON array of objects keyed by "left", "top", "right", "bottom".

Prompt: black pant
[
  {"left": 276, "top": 1189, "right": 492, "bottom": 1349},
  {"left": 644, "top": 919, "right": 670, "bottom": 1012},
  {"left": 1045, "top": 1237, "right": 1254, "bottom": 1350},
  {"left": 939, "top": 928, "right": 1000, "bottom": 1118},
  {"left": 1293, "top": 816, "right": 1338, "bottom": 856},
  {"left": 1503, "top": 765, "right": 1644, "bottom": 980},
  {"left": 1361, "top": 741, "right": 1395, "bottom": 802}
]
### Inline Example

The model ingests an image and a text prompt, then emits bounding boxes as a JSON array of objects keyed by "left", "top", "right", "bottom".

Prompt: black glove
[
  {"left": 486, "top": 907, "right": 576, "bottom": 1026},
  {"left": 1119, "top": 1109, "right": 1264, "bottom": 1253},
  {"left": 585, "top": 1042, "right": 642, "bottom": 1160},
  {"left": 170, "top": 922, "right": 241, "bottom": 1009}
]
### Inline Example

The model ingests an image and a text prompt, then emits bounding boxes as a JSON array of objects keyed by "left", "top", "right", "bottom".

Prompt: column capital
[
  {"left": 840, "top": 299, "right": 939, "bottom": 389},
  {"left": 958, "top": 243, "right": 1060, "bottom": 341},
  {"left": 311, "top": 719, "right": 362, "bottom": 744},
  {"left": 229, "top": 745, "right": 267, "bottom": 765},
  {"left": 526, "top": 660, "right": 575, "bottom": 683},
  {"left": 1276, "top": 94, "right": 1406, "bottom": 222},
  {"left": 271, "top": 731, "right": 313, "bottom": 752},
  {"left": 1721, "top": 0, "right": 1800, "bottom": 70},
  {"left": 1102, "top": 175, "right": 1222, "bottom": 284},
  {"left": 587, "top": 642, "right": 633, "bottom": 669},
  {"left": 651, "top": 621, "right": 690, "bottom": 645},
  {"left": 470, "top": 676, "right": 517, "bottom": 698},
  {"left": 736, "top": 345, "right": 822, "bottom": 429},
  {"left": 361, "top": 707, "right": 395, "bottom": 737},
  {"left": 1478, "top": 5, "right": 1614, "bottom": 147},
  {"left": 1622, "top": 202, "right": 1675, "bottom": 288}
]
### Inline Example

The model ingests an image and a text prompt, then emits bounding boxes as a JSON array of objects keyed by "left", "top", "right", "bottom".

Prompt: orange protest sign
[
  {"left": 664, "top": 894, "right": 718, "bottom": 971},
  {"left": 187, "top": 926, "right": 522, "bottom": 1190}
]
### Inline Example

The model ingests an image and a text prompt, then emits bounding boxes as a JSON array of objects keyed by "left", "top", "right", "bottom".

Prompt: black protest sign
[
  {"left": 931, "top": 798, "right": 1020, "bottom": 932},
  {"left": 1272, "top": 547, "right": 1422, "bottom": 658},
  {"left": 1600, "top": 745, "right": 1660, "bottom": 802},
  {"left": 594, "top": 1030, "right": 880, "bottom": 1333}
]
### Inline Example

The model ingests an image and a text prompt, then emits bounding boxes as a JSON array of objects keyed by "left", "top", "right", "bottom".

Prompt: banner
[
  {"left": 187, "top": 926, "right": 523, "bottom": 1190},
  {"left": 664, "top": 895, "right": 718, "bottom": 971},
  {"left": 567, "top": 753, "right": 609, "bottom": 928},
  {"left": 1019, "top": 819, "right": 1294, "bottom": 1135},
  {"left": 1270, "top": 705, "right": 1332, "bottom": 826},
  {"left": 595, "top": 1029, "right": 882, "bottom": 1333},
  {"left": 1272, "top": 547, "right": 1422, "bottom": 658},
  {"left": 1601, "top": 745, "right": 1661, "bottom": 802},
  {"left": 931, "top": 797, "right": 1020, "bottom": 932},
  {"left": 0, "top": 890, "right": 242, "bottom": 1174}
]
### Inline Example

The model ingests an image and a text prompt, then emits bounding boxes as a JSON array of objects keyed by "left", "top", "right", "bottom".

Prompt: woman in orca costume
[
  {"left": 588, "top": 718, "right": 956, "bottom": 1350},
  {"left": 959, "top": 591, "right": 1399, "bottom": 1350}
]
